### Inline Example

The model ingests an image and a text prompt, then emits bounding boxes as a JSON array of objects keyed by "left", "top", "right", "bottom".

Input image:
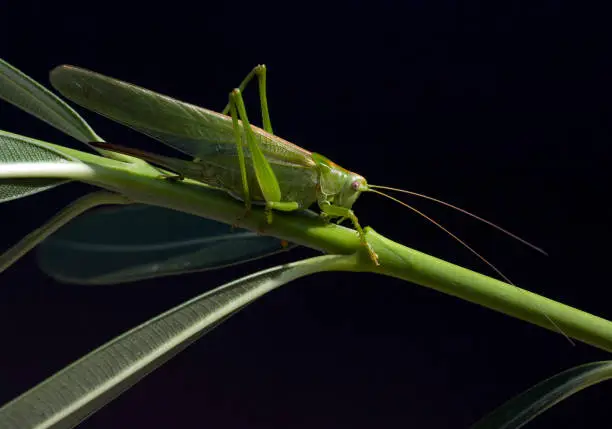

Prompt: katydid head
[
  {"left": 336, "top": 172, "right": 368, "bottom": 209},
  {"left": 312, "top": 152, "right": 369, "bottom": 209}
]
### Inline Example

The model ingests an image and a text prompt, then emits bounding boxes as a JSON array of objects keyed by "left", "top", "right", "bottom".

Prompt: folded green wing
[{"left": 49, "top": 65, "right": 314, "bottom": 168}]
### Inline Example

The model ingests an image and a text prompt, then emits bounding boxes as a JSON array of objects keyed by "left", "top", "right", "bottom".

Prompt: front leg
[{"left": 318, "top": 201, "right": 379, "bottom": 265}]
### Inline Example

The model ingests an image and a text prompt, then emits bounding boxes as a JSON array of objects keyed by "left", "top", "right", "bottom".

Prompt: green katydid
[{"left": 48, "top": 64, "right": 546, "bottom": 272}]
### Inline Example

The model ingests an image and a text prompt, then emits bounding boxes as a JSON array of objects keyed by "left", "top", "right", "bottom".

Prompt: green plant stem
[
  {"left": 366, "top": 232, "right": 612, "bottom": 351},
  {"left": 33, "top": 145, "right": 612, "bottom": 352}
]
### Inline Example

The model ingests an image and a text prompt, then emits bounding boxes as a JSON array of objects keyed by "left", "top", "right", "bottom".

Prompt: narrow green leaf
[
  {"left": 0, "top": 130, "right": 79, "bottom": 202},
  {"left": 0, "top": 58, "right": 101, "bottom": 143},
  {"left": 1, "top": 192, "right": 132, "bottom": 275},
  {"left": 37, "top": 204, "right": 295, "bottom": 285},
  {"left": 471, "top": 361, "right": 612, "bottom": 429},
  {"left": 0, "top": 254, "right": 356, "bottom": 429}
]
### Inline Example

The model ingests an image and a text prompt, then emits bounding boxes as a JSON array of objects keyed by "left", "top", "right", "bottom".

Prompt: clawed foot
[
  {"left": 265, "top": 207, "right": 273, "bottom": 224},
  {"left": 363, "top": 240, "right": 380, "bottom": 266},
  {"left": 231, "top": 207, "right": 252, "bottom": 231}
]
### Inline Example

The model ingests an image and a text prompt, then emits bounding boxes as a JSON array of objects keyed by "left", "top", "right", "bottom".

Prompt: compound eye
[{"left": 351, "top": 180, "right": 362, "bottom": 190}]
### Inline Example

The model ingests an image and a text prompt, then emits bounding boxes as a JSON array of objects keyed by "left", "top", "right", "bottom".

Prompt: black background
[{"left": 1, "top": 1, "right": 611, "bottom": 428}]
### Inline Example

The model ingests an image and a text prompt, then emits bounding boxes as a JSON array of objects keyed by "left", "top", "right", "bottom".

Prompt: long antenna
[
  {"left": 368, "top": 185, "right": 547, "bottom": 256},
  {"left": 368, "top": 188, "right": 573, "bottom": 345}
]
